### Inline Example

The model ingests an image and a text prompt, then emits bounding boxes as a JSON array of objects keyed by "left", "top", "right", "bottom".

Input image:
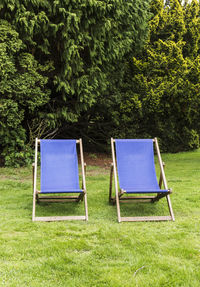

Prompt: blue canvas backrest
[
  {"left": 40, "top": 140, "right": 80, "bottom": 192},
  {"left": 115, "top": 139, "right": 160, "bottom": 191}
]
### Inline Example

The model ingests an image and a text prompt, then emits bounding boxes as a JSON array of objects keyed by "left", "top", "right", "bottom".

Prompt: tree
[
  {"left": 0, "top": 20, "right": 50, "bottom": 166},
  {"left": 119, "top": 0, "right": 200, "bottom": 152},
  {"left": 0, "top": 0, "right": 151, "bottom": 162}
]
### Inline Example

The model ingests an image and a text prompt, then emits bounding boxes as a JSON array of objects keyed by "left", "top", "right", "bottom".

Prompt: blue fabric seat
[
  {"left": 40, "top": 140, "right": 82, "bottom": 194},
  {"left": 115, "top": 139, "right": 168, "bottom": 194}
]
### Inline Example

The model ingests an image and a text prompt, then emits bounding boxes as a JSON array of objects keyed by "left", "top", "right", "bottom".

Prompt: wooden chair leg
[
  {"left": 152, "top": 192, "right": 170, "bottom": 203},
  {"left": 166, "top": 194, "right": 175, "bottom": 221},
  {"left": 32, "top": 192, "right": 36, "bottom": 221},
  {"left": 109, "top": 164, "right": 114, "bottom": 203},
  {"left": 159, "top": 162, "right": 165, "bottom": 188},
  {"left": 36, "top": 193, "right": 39, "bottom": 203},
  {"left": 116, "top": 193, "right": 121, "bottom": 223},
  {"left": 76, "top": 192, "right": 84, "bottom": 202},
  {"left": 84, "top": 193, "right": 88, "bottom": 221}
]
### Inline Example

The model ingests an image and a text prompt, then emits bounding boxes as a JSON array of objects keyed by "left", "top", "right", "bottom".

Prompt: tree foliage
[
  {"left": 0, "top": 19, "right": 50, "bottom": 166},
  {"left": 0, "top": 0, "right": 151, "bottom": 164},
  {"left": 115, "top": 0, "right": 200, "bottom": 152},
  {"left": 1, "top": 0, "right": 200, "bottom": 165},
  {"left": 66, "top": 0, "right": 200, "bottom": 153}
]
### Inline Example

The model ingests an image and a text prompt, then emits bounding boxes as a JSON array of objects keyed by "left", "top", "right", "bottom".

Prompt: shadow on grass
[{"left": 34, "top": 200, "right": 86, "bottom": 217}]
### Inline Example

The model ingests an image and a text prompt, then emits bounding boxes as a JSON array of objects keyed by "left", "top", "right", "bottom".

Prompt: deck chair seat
[
  {"left": 32, "top": 139, "right": 88, "bottom": 222},
  {"left": 109, "top": 138, "right": 175, "bottom": 222}
]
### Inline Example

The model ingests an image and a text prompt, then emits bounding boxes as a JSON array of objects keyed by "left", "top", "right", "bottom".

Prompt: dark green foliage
[
  {"left": 114, "top": 0, "right": 200, "bottom": 152},
  {"left": 1, "top": 0, "right": 150, "bottom": 124},
  {"left": 0, "top": 0, "right": 151, "bottom": 163},
  {"left": 0, "top": 19, "right": 50, "bottom": 166},
  {"left": 2, "top": 0, "right": 200, "bottom": 164},
  {"left": 67, "top": 0, "right": 200, "bottom": 153}
]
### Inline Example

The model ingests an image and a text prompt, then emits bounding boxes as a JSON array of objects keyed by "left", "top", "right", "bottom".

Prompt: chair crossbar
[
  {"left": 120, "top": 216, "right": 172, "bottom": 222},
  {"left": 34, "top": 216, "right": 86, "bottom": 222}
]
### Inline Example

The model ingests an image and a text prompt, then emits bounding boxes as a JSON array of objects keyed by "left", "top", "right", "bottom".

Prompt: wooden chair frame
[
  {"left": 32, "top": 138, "right": 88, "bottom": 222},
  {"left": 109, "top": 138, "right": 175, "bottom": 222}
]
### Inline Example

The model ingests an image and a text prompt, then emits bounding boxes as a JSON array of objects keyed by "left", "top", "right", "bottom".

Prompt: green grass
[{"left": 0, "top": 150, "right": 200, "bottom": 287}]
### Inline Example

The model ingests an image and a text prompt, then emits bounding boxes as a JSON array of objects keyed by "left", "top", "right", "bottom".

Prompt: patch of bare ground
[
  {"left": 83, "top": 153, "right": 111, "bottom": 168},
  {"left": 80, "top": 153, "right": 112, "bottom": 176}
]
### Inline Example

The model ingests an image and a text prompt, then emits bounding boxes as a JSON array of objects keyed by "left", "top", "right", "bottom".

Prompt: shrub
[
  {"left": 0, "top": 20, "right": 50, "bottom": 166},
  {"left": 115, "top": 0, "right": 200, "bottom": 152}
]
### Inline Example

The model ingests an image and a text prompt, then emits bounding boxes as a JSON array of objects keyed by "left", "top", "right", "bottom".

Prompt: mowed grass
[{"left": 0, "top": 150, "right": 200, "bottom": 287}]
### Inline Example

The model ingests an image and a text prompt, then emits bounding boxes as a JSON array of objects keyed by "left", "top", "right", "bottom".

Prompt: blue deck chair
[
  {"left": 32, "top": 139, "right": 88, "bottom": 222},
  {"left": 109, "top": 138, "right": 174, "bottom": 222}
]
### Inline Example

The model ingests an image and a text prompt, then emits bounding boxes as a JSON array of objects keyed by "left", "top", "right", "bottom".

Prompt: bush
[
  {"left": 114, "top": 0, "right": 200, "bottom": 152},
  {"left": 0, "top": 0, "right": 151, "bottom": 162},
  {"left": 0, "top": 20, "right": 50, "bottom": 166}
]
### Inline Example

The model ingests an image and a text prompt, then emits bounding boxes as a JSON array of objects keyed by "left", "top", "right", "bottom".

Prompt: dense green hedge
[
  {"left": 0, "top": 0, "right": 150, "bottom": 166},
  {"left": 75, "top": 0, "right": 200, "bottom": 153},
  {"left": 1, "top": 0, "right": 200, "bottom": 166},
  {"left": 126, "top": 0, "right": 200, "bottom": 152},
  {"left": 0, "top": 19, "right": 50, "bottom": 166}
]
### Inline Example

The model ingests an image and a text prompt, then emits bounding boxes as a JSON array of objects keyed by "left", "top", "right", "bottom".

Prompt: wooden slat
[
  {"left": 37, "top": 139, "right": 80, "bottom": 143},
  {"left": 32, "top": 163, "right": 35, "bottom": 191},
  {"left": 120, "top": 195, "right": 155, "bottom": 203},
  {"left": 120, "top": 216, "right": 172, "bottom": 222},
  {"left": 109, "top": 163, "right": 114, "bottom": 203},
  {"left": 113, "top": 139, "right": 156, "bottom": 143},
  {"left": 159, "top": 162, "right": 165, "bottom": 188},
  {"left": 120, "top": 196, "right": 156, "bottom": 200},
  {"left": 154, "top": 138, "right": 168, "bottom": 190},
  {"left": 152, "top": 192, "right": 170, "bottom": 203},
  {"left": 79, "top": 138, "right": 88, "bottom": 221},
  {"left": 76, "top": 192, "right": 84, "bottom": 202},
  {"left": 111, "top": 138, "right": 121, "bottom": 222},
  {"left": 33, "top": 216, "right": 86, "bottom": 222},
  {"left": 38, "top": 195, "right": 79, "bottom": 199},
  {"left": 166, "top": 194, "right": 175, "bottom": 221},
  {"left": 79, "top": 138, "right": 86, "bottom": 191},
  {"left": 154, "top": 138, "right": 175, "bottom": 221},
  {"left": 32, "top": 138, "right": 38, "bottom": 221}
]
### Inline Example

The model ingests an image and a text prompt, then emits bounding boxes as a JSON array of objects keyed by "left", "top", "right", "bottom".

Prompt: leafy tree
[
  {"left": 119, "top": 0, "right": 200, "bottom": 152},
  {"left": 0, "top": 0, "right": 151, "bottom": 162},
  {"left": 0, "top": 20, "right": 50, "bottom": 166}
]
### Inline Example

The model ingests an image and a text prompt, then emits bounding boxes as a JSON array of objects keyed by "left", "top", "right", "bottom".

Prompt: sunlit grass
[{"left": 0, "top": 150, "right": 200, "bottom": 286}]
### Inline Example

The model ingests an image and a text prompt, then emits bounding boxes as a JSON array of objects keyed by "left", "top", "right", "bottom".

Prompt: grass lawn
[{"left": 0, "top": 150, "right": 200, "bottom": 287}]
